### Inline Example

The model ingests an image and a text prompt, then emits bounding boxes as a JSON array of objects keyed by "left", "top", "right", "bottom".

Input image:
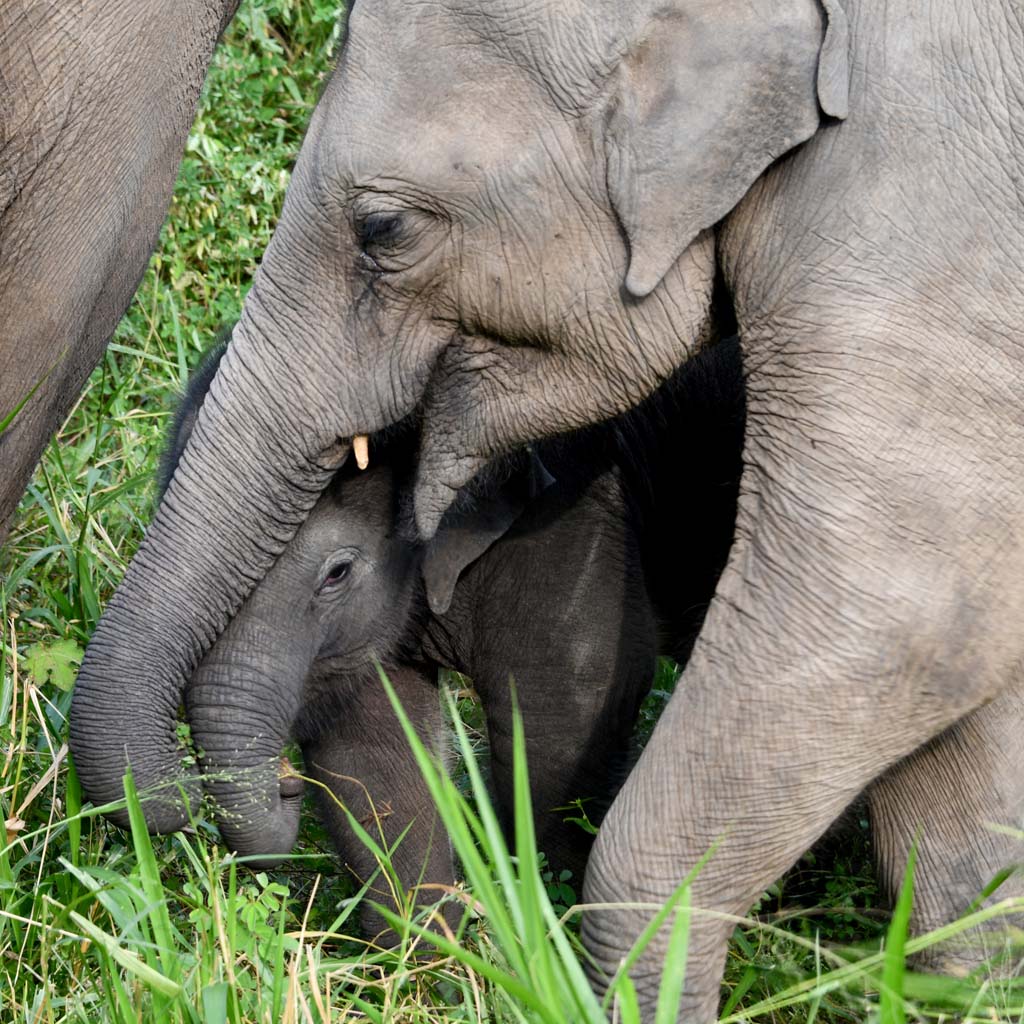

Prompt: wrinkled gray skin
[
  {"left": 0, "top": 1, "right": 239, "bottom": 545},
  {"left": 72, "top": 0, "right": 1024, "bottom": 1017},
  {"left": 158, "top": 335, "right": 744, "bottom": 937}
]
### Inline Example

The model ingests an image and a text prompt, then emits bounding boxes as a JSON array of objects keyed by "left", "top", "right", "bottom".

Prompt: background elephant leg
[
  {"left": 869, "top": 674, "right": 1024, "bottom": 971},
  {"left": 298, "top": 663, "right": 455, "bottom": 942},
  {"left": 480, "top": 629, "right": 655, "bottom": 890}
]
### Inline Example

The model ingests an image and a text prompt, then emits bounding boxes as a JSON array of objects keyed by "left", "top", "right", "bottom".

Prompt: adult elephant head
[
  {"left": 0, "top": 0, "right": 240, "bottom": 543},
  {"left": 71, "top": 0, "right": 845, "bottom": 846}
]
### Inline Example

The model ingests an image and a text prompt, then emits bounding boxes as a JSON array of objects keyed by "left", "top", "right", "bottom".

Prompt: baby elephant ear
[
  {"left": 605, "top": 0, "right": 850, "bottom": 298},
  {"left": 422, "top": 451, "right": 555, "bottom": 616}
]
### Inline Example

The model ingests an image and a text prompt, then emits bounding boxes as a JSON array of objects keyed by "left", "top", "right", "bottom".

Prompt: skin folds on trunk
[
  {"left": 185, "top": 592, "right": 309, "bottom": 859},
  {"left": 69, "top": 112, "right": 446, "bottom": 827},
  {"left": 69, "top": 313, "right": 350, "bottom": 830}
]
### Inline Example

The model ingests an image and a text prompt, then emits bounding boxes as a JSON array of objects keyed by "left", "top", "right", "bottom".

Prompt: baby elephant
[{"left": 161, "top": 334, "right": 745, "bottom": 936}]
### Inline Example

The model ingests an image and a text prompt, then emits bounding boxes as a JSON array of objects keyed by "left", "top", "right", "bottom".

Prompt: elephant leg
[
  {"left": 583, "top": 588, "right": 1022, "bottom": 1020},
  {"left": 869, "top": 675, "right": 1024, "bottom": 970},
  {"left": 297, "top": 663, "right": 455, "bottom": 941},
  {"left": 581, "top": 334, "right": 1024, "bottom": 1021},
  {"left": 447, "top": 469, "right": 658, "bottom": 890},
  {"left": 479, "top": 624, "right": 655, "bottom": 892}
]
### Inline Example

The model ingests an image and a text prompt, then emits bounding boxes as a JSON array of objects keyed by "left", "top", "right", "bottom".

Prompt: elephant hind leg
[{"left": 868, "top": 673, "right": 1024, "bottom": 973}]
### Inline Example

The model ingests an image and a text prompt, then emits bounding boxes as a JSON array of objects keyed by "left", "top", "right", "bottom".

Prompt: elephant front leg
[
  {"left": 581, "top": 353, "right": 1024, "bottom": 1021},
  {"left": 582, "top": 582, "right": 1019, "bottom": 1020},
  {"left": 297, "top": 662, "right": 456, "bottom": 942}
]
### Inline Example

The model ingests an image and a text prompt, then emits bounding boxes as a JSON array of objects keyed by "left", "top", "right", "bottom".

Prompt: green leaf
[
  {"left": 201, "top": 981, "right": 229, "bottom": 1024},
  {"left": 23, "top": 638, "right": 84, "bottom": 692}
]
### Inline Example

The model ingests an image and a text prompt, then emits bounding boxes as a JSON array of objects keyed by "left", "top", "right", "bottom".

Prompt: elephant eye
[
  {"left": 318, "top": 559, "right": 353, "bottom": 593},
  {"left": 353, "top": 206, "right": 438, "bottom": 274},
  {"left": 359, "top": 212, "right": 403, "bottom": 250},
  {"left": 357, "top": 212, "right": 406, "bottom": 270}
]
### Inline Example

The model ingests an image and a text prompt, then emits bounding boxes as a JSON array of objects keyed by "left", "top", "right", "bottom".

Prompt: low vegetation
[{"left": 2, "top": 2, "right": 1021, "bottom": 1020}]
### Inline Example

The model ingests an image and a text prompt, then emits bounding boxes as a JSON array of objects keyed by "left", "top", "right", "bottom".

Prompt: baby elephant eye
[{"left": 319, "top": 560, "right": 353, "bottom": 591}]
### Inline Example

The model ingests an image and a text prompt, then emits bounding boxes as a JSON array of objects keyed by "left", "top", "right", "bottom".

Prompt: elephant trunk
[
  {"left": 71, "top": 134, "right": 441, "bottom": 834},
  {"left": 70, "top": 278, "right": 352, "bottom": 832},
  {"left": 185, "top": 600, "right": 311, "bottom": 860},
  {"left": 69, "top": 600, "right": 203, "bottom": 832}
]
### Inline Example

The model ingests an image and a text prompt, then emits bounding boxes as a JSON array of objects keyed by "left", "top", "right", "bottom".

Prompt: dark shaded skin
[{"left": 162, "top": 334, "right": 744, "bottom": 938}]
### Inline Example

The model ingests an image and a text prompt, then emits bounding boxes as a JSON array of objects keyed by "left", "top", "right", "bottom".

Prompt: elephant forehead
[
  {"left": 334, "top": 12, "right": 541, "bottom": 181},
  {"left": 294, "top": 469, "right": 396, "bottom": 549},
  {"left": 323, "top": 97, "right": 561, "bottom": 217},
  {"left": 347, "top": 0, "right": 627, "bottom": 102}
]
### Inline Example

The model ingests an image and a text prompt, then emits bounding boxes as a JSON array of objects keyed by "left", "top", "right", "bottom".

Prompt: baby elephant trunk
[{"left": 186, "top": 608, "right": 311, "bottom": 862}]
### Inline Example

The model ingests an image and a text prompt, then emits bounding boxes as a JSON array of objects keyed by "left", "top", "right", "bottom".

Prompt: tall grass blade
[
  {"left": 0, "top": 356, "right": 65, "bottom": 436},
  {"left": 69, "top": 910, "right": 182, "bottom": 998},
  {"left": 270, "top": 885, "right": 289, "bottom": 1022},
  {"left": 615, "top": 973, "right": 641, "bottom": 1024},
  {"left": 654, "top": 886, "right": 691, "bottom": 1024},
  {"left": 65, "top": 754, "right": 82, "bottom": 868},
  {"left": 509, "top": 695, "right": 598, "bottom": 1018},
  {"left": 123, "top": 766, "right": 182, "bottom": 992},
  {"left": 880, "top": 842, "right": 916, "bottom": 1024}
]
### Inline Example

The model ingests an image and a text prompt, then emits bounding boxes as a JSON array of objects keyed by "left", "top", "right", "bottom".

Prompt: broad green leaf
[
  {"left": 200, "top": 982, "right": 229, "bottom": 1024},
  {"left": 23, "top": 638, "right": 84, "bottom": 692}
]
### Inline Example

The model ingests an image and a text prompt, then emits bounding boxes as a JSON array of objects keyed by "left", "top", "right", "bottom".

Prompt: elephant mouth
[{"left": 278, "top": 755, "right": 305, "bottom": 800}]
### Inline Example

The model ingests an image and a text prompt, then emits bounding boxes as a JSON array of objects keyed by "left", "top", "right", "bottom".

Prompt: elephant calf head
[{"left": 155, "top": 337, "right": 547, "bottom": 866}]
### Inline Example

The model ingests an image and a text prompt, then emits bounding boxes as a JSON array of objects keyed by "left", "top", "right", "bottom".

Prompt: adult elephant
[
  {"left": 0, "top": 0, "right": 240, "bottom": 544},
  {"left": 72, "top": 0, "right": 1024, "bottom": 1020}
]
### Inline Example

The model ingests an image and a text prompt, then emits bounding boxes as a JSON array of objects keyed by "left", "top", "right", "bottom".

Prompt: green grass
[{"left": 2, "top": 1, "right": 1023, "bottom": 1020}]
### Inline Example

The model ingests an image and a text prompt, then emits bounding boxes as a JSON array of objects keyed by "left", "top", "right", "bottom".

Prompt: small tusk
[{"left": 353, "top": 434, "right": 370, "bottom": 470}]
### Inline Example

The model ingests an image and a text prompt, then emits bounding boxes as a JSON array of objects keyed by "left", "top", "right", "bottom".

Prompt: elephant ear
[
  {"left": 605, "top": 0, "right": 850, "bottom": 298},
  {"left": 422, "top": 452, "right": 555, "bottom": 616}
]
